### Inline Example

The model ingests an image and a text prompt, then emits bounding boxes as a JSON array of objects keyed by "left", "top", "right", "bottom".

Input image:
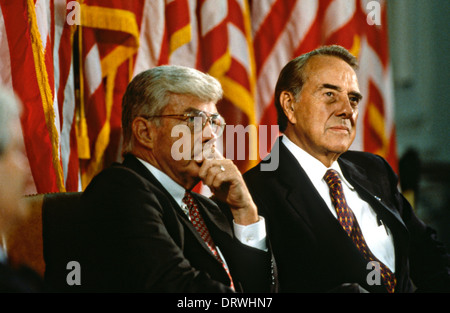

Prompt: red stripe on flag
[
  {"left": 252, "top": 0, "right": 297, "bottom": 75},
  {"left": 0, "top": 1, "right": 61, "bottom": 192},
  {"left": 228, "top": 0, "right": 245, "bottom": 30},
  {"left": 359, "top": 1, "right": 389, "bottom": 68},
  {"left": 363, "top": 80, "right": 386, "bottom": 155},
  {"left": 227, "top": 59, "right": 251, "bottom": 91},
  {"left": 166, "top": 0, "right": 190, "bottom": 34},
  {"left": 197, "top": 12, "right": 228, "bottom": 72}
]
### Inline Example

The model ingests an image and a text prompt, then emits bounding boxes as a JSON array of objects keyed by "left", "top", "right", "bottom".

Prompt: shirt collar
[
  {"left": 136, "top": 158, "right": 186, "bottom": 207},
  {"left": 281, "top": 135, "right": 354, "bottom": 190}
]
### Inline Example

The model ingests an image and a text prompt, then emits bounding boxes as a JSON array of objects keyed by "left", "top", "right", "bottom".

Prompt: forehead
[
  {"left": 164, "top": 94, "right": 217, "bottom": 113},
  {"left": 303, "top": 55, "right": 360, "bottom": 90}
]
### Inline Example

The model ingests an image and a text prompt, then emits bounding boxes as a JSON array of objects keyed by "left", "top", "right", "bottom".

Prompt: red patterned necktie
[
  {"left": 183, "top": 191, "right": 235, "bottom": 290},
  {"left": 324, "top": 169, "right": 396, "bottom": 293}
]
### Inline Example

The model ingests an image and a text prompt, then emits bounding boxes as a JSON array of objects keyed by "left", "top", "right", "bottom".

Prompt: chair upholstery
[
  {"left": 4, "top": 192, "right": 83, "bottom": 292},
  {"left": 42, "top": 192, "right": 83, "bottom": 292},
  {"left": 4, "top": 194, "right": 45, "bottom": 276}
]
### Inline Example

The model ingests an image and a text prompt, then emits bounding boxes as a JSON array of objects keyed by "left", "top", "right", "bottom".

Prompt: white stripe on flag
[
  {"left": 200, "top": 0, "right": 228, "bottom": 36},
  {"left": 0, "top": 6, "right": 12, "bottom": 90},
  {"left": 255, "top": 0, "right": 318, "bottom": 122}
]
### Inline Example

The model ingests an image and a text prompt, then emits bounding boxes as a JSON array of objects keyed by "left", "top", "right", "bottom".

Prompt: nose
[
  {"left": 335, "top": 95, "right": 355, "bottom": 119},
  {"left": 202, "top": 119, "right": 217, "bottom": 140}
]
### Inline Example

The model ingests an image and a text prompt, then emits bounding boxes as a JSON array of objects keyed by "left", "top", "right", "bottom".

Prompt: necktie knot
[
  {"left": 182, "top": 191, "right": 195, "bottom": 212},
  {"left": 183, "top": 191, "right": 207, "bottom": 233},
  {"left": 324, "top": 169, "right": 341, "bottom": 190}
]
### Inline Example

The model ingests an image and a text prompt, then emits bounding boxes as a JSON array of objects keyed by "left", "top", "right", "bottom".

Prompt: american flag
[
  {"left": 0, "top": 0, "right": 77, "bottom": 194},
  {"left": 0, "top": 0, "right": 397, "bottom": 193},
  {"left": 252, "top": 0, "right": 397, "bottom": 171}
]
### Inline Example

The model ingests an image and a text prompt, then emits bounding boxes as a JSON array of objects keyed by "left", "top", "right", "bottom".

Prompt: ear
[
  {"left": 279, "top": 91, "right": 297, "bottom": 125},
  {"left": 132, "top": 117, "right": 155, "bottom": 149}
]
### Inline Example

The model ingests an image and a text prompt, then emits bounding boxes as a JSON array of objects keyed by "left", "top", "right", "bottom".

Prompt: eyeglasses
[{"left": 143, "top": 110, "right": 226, "bottom": 137}]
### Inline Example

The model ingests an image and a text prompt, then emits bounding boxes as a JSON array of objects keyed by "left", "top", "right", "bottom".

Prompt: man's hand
[{"left": 198, "top": 149, "right": 258, "bottom": 226}]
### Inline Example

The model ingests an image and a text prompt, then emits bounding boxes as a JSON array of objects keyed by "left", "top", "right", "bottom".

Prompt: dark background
[{"left": 388, "top": 1, "right": 450, "bottom": 249}]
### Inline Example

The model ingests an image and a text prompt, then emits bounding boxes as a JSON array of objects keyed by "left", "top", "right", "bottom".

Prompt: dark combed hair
[{"left": 274, "top": 45, "right": 359, "bottom": 132}]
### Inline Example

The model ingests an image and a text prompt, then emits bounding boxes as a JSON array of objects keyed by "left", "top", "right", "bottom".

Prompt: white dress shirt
[
  {"left": 136, "top": 158, "right": 267, "bottom": 252},
  {"left": 282, "top": 136, "right": 396, "bottom": 272}
]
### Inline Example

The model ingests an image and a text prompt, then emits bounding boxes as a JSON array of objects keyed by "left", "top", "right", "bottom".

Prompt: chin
[
  {"left": 184, "top": 165, "right": 201, "bottom": 187},
  {"left": 327, "top": 143, "right": 351, "bottom": 155},
  {"left": 185, "top": 178, "right": 201, "bottom": 191}
]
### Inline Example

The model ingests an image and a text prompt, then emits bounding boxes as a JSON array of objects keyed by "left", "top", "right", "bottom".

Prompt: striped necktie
[
  {"left": 183, "top": 191, "right": 235, "bottom": 290},
  {"left": 324, "top": 169, "right": 396, "bottom": 293}
]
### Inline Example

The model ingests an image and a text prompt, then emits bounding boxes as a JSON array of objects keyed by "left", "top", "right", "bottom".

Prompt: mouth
[
  {"left": 194, "top": 158, "right": 204, "bottom": 167},
  {"left": 328, "top": 125, "right": 350, "bottom": 133},
  {"left": 192, "top": 148, "right": 211, "bottom": 166}
]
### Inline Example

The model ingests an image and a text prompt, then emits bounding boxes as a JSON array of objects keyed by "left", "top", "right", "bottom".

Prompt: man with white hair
[{"left": 78, "top": 65, "right": 276, "bottom": 292}]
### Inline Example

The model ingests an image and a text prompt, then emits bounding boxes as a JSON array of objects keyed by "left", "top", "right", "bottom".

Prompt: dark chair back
[{"left": 42, "top": 192, "right": 84, "bottom": 292}]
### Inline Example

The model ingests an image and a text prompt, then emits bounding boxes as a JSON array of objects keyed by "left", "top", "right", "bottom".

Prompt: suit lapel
[
  {"left": 268, "top": 139, "right": 339, "bottom": 233},
  {"left": 269, "top": 139, "right": 409, "bottom": 248},
  {"left": 263, "top": 139, "right": 371, "bottom": 277},
  {"left": 265, "top": 140, "right": 409, "bottom": 287},
  {"left": 338, "top": 156, "right": 409, "bottom": 262},
  {"left": 192, "top": 193, "right": 234, "bottom": 240},
  {"left": 122, "top": 155, "right": 195, "bottom": 222},
  {"left": 122, "top": 155, "right": 233, "bottom": 260},
  {"left": 338, "top": 157, "right": 407, "bottom": 229},
  {"left": 184, "top": 193, "right": 234, "bottom": 277}
]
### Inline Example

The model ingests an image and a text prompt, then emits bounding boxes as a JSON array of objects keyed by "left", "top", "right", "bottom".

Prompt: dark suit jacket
[
  {"left": 244, "top": 138, "right": 450, "bottom": 293},
  {"left": 0, "top": 261, "right": 47, "bottom": 292},
  {"left": 78, "top": 155, "right": 275, "bottom": 293}
]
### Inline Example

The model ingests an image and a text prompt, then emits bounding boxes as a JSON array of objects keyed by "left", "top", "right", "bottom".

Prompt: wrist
[{"left": 231, "top": 202, "right": 259, "bottom": 225}]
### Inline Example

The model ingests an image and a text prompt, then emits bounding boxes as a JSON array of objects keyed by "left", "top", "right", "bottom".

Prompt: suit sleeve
[
  {"left": 379, "top": 156, "right": 450, "bottom": 292},
  {"left": 79, "top": 167, "right": 234, "bottom": 293}
]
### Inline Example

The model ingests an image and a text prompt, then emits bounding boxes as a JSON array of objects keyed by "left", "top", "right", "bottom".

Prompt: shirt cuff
[{"left": 233, "top": 216, "right": 267, "bottom": 251}]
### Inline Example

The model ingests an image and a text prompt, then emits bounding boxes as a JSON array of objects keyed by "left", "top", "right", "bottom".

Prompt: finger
[
  {"left": 202, "top": 142, "right": 224, "bottom": 161},
  {"left": 200, "top": 161, "right": 227, "bottom": 187},
  {"left": 201, "top": 160, "right": 233, "bottom": 189},
  {"left": 211, "top": 147, "right": 224, "bottom": 160},
  {"left": 198, "top": 158, "right": 221, "bottom": 178},
  {"left": 200, "top": 140, "right": 215, "bottom": 161},
  {"left": 210, "top": 169, "right": 228, "bottom": 191},
  {"left": 198, "top": 159, "right": 213, "bottom": 179}
]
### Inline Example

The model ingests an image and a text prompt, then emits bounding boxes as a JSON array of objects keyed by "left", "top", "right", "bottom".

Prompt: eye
[
  {"left": 197, "top": 112, "right": 209, "bottom": 125},
  {"left": 186, "top": 115, "right": 196, "bottom": 123},
  {"left": 324, "top": 91, "right": 336, "bottom": 103},
  {"left": 209, "top": 115, "right": 220, "bottom": 125},
  {"left": 349, "top": 96, "right": 360, "bottom": 106}
]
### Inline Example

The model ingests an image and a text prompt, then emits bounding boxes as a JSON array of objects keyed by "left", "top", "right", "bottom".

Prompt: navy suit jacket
[
  {"left": 244, "top": 138, "right": 450, "bottom": 292},
  {"left": 78, "top": 155, "right": 275, "bottom": 292}
]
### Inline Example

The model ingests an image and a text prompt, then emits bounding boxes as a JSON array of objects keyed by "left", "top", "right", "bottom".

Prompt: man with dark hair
[
  {"left": 79, "top": 65, "right": 275, "bottom": 292},
  {"left": 244, "top": 45, "right": 450, "bottom": 292},
  {"left": 274, "top": 45, "right": 359, "bottom": 133}
]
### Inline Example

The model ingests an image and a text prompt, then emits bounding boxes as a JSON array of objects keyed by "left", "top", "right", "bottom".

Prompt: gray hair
[
  {"left": 121, "top": 65, "right": 223, "bottom": 155},
  {"left": 0, "top": 88, "right": 21, "bottom": 157},
  {"left": 274, "top": 45, "right": 359, "bottom": 132}
]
